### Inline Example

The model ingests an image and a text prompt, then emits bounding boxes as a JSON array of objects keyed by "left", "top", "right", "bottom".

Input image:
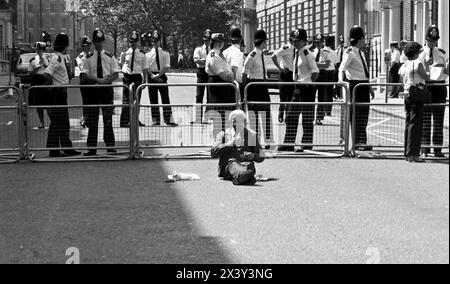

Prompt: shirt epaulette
[
  {"left": 283, "top": 46, "right": 289, "bottom": 50},
  {"left": 438, "top": 48, "right": 446, "bottom": 55},
  {"left": 346, "top": 47, "right": 352, "bottom": 54},
  {"left": 250, "top": 51, "right": 257, "bottom": 57},
  {"left": 30, "top": 58, "right": 36, "bottom": 63},
  {"left": 78, "top": 54, "right": 83, "bottom": 59},
  {"left": 86, "top": 53, "right": 94, "bottom": 59},
  {"left": 104, "top": 50, "right": 114, "bottom": 57},
  {"left": 323, "top": 49, "right": 330, "bottom": 53},
  {"left": 303, "top": 50, "right": 309, "bottom": 56},
  {"left": 211, "top": 51, "right": 216, "bottom": 57},
  {"left": 57, "top": 56, "right": 62, "bottom": 63}
]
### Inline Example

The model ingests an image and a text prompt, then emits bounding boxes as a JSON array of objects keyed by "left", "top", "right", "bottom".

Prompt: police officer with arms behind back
[
  {"left": 120, "top": 31, "right": 149, "bottom": 127},
  {"left": 277, "top": 28, "right": 319, "bottom": 153},
  {"left": 44, "top": 33, "right": 81, "bottom": 158},
  {"left": 339, "top": 25, "right": 375, "bottom": 152},
  {"left": 242, "top": 30, "right": 273, "bottom": 149},
  {"left": 146, "top": 30, "right": 177, "bottom": 127},
  {"left": 223, "top": 27, "right": 245, "bottom": 102},
  {"left": 419, "top": 25, "right": 449, "bottom": 158},
  {"left": 80, "top": 29, "right": 120, "bottom": 156},
  {"left": 77, "top": 35, "right": 93, "bottom": 129},
  {"left": 271, "top": 30, "right": 296, "bottom": 124}
]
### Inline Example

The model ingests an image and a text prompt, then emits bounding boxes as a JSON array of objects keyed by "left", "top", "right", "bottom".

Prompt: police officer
[
  {"left": 44, "top": 33, "right": 81, "bottom": 158},
  {"left": 28, "top": 41, "right": 50, "bottom": 129},
  {"left": 278, "top": 28, "right": 319, "bottom": 153},
  {"left": 339, "top": 25, "right": 375, "bottom": 152},
  {"left": 389, "top": 41, "right": 402, "bottom": 98},
  {"left": 223, "top": 27, "right": 245, "bottom": 101},
  {"left": 311, "top": 33, "right": 332, "bottom": 125},
  {"left": 324, "top": 36, "right": 338, "bottom": 116},
  {"left": 77, "top": 36, "right": 93, "bottom": 128},
  {"left": 146, "top": 30, "right": 177, "bottom": 127},
  {"left": 192, "top": 29, "right": 212, "bottom": 124},
  {"left": 80, "top": 29, "right": 120, "bottom": 156},
  {"left": 243, "top": 30, "right": 272, "bottom": 148},
  {"left": 120, "top": 31, "right": 149, "bottom": 127},
  {"left": 419, "top": 25, "right": 449, "bottom": 158},
  {"left": 205, "top": 33, "right": 236, "bottom": 134},
  {"left": 334, "top": 35, "right": 346, "bottom": 99},
  {"left": 271, "top": 30, "right": 296, "bottom": 123}
]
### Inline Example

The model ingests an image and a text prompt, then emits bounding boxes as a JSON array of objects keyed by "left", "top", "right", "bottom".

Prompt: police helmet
[
  {"left": 93, "top": 29, "right": 105, "bottom": 42},
  {"left": 349, "top": 25, "right": 365, "bottom": 42},
  {"left": 254, "top": 30, "right": 268, "bottom": 44},
  {"left": 426, "top": 25, "right": 440, "bottom": 41},
  {"left": 54, "top": 33, "right": 70, "bottom": 48},
  {"left": 290, "top": 28, "right": 307, "bottom": 41}
]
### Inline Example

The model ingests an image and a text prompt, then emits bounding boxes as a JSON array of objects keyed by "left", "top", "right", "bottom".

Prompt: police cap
[
  {"left": 54, "top": 33, "right": 69, "bottom": 48},
  {"left": 203, "top": 29, "right": 213, "bottom": 40},
  {"left": 290, "top": 28, "right": 307, "bottom": 41},
  {"left": 211, "top": 33, "right": 225, "bottom": 42},
  {"left": 151, "top": 30, "right": 161, "bottom": 42},
  {"left": 35, "top": 42, "right": 47, "bottom": 50},
  {"left": 314, "top": 33, "right": 324, "bottom": 42},
  {"left": 349, "top": 25, "right": 365, "bottom": 42},
  {"left": 129, "top": 31, "right": 140, "bottom": 43},
  {"left": 426, "top": 25, "right": 440, "bottom": 41},
  {"left": 339, "top": 35, "right": 345, "bottom": 44},
  {"left": 92, "top": 29, "right": 105, "bottom": 42},
  {"left": 254, "top": 30, "right": 268, "bottom": 44}
]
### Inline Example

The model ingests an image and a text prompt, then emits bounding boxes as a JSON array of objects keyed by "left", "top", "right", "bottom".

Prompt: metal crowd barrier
[
  {"left": 23, "top": 84, "right": 134, "bottom": 161},
  {"left": 244, "top": 82, "right": 351, "bottom": 158},
  {"left": 134, "top": 82, "right": 241, "bottom": 159},
  {"left": 0, "top": 86, "right": 23, "bottom": 163},
  {"left": 352, "top": 83, "right": 449, "bottom": 158}
]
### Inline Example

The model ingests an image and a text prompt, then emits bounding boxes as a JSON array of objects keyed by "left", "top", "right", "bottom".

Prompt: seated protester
[{"left": 211, "top": 110, "right": 265, "bottom": 186}]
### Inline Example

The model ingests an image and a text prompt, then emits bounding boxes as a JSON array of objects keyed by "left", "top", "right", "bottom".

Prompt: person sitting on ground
[{"left": 211, "top": 110, "right": 265, "bottom": 186}]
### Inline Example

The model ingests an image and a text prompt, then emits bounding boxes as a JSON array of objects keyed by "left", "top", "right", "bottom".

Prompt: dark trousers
[
  {"left": 389, "top": 63, "right": 401, "bottom": 98},
  {"left": 207, "top": 76, "right": 236, "bottom": 134},
  {"left": 316, "top": 69, "right": 331, "bottom": 121},
  {"left": 148, "top": 74, "right": 173, "bottom": 124},
  {"left": 404, "top": 96, "right": 424, "bottom": 157},
  {"left": 224, "top": 161, "right": 256, "bottom": 182},
  {"left": 279, "top": 71, "right": 294, "bottom": 117},
  {"left": 121, "top": 74, "right": 143, "bottom": 125},
  {"left": 284, "top": 85, "right": 315, "bottom": 145},
  {"left": 349, "top": 81, "right": 371, "bottom": 145},
  {"left": 29, "top": 87, "right": 47, "bottom": 124},
  {"left": 196, "top": 68, "right": 209, "bottom": 104},
  {"left": 80, "top": 87, "right": 91, "bottom": 119},
  {"left": 247, "top": 81, "right": 272, "bottom": 141},
  {"left": 46, "top": 89, "right": 73, "bottom": 149},
  {"left": 423, "top": 84, "right": 447, "bottom": 152},
  {"left": 86, "top": 87, "right": 115, "bottom": 149}
]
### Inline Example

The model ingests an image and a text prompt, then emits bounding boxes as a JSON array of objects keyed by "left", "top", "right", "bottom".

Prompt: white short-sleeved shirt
[
  {"left": 44, "top": 52, "right": 69, "bottom": 85},
  {"left": 223, "top": 44, "right": 244, "bottom": 83},
  {"left": 76, "top": 51, "right": 91, "bottom": 72},
  {"left": 398, "top": 59, "right": 426, "bottom": 93},
  {"left": 400, "top": 51, "right": 408, "bottom": 64},
  {"left": 292, "top": 46, "right": 320, "bottom": 82},
  {"left": 193, "top": 44, "right": 209, "bottom": 68},
  {"left": 206, "top": 48, "right": 232, "bottom": 76},
  {"left": 391, "top": 49, "right": 401, "bottom": 64},
  {"left": 81, "top": 49, "right": 120, "bottom": 78},
  {"left": 146, "top": 47, "right": 171, "bottom": 73},
  {"left": 419, "top": 45, "right": 448, "bottom": 82},
  {"left": 323, "top": 46, "right": 337, "bottom": 71},
  {"left": 28, "top": 54, "right": 50, "bottom": 74},
  {"left": 311, "top": 47, "right": 333, "bottom": 71},
  {"left": 121, "top": 48, "right": 149, "bottom": 75},
  {"left": 273, "top": 44, "right": 295, "bottom": 72},
  {"left": 243, "top": 48, "right": 266, "bottom": 80},
  {"left": 338, "top": 46, "right": 370, "bottom": 81}
]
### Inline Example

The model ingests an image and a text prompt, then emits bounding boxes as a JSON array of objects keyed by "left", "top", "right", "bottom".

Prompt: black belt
[
  {"left": 124, "top": 73, "right": 142, "bottom": 78},
  {"left": 347, "top": 80, "right": 369, "bottom": 84},
  {"left": 426, "top": 81, "right": 446, "bottom": 84}
]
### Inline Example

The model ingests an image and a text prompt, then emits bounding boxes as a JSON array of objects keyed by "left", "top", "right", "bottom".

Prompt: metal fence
[
  {"left": 244, "top": 82, "right": 351, "bottom": 157},
  {"left": 352, "top": 83, "right": 450, "bottom": 157},
  {"left": 135, "top": 83, "right": 240, "bottom": 159},
  {"left": 24, "top": 84, "right": 134, "bottom": 161},
  {"left": 0, "top": 86, "right": 23, "bottom": 163}
]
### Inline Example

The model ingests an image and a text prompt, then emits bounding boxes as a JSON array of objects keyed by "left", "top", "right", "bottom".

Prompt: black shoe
[
  {"left": 38, "top": 122, "right": 45, "bottom": 129},
  {"left": 316, "top": 120, "right": 323, "bottom": 126},
  {"left": 166, "top": 122, "right": 179, "bottom": 127},
  {"left": 277, "top": 146, "right": 295, "bottom": 152},
  {"left": 120, "top": 123, "right": 130, "bottom": 128},
  {"left": 80, "top": 118, "right": 86, "bottom": 128},
  {"left": 434, "top": 151, "right": 445, "bottom": 158},
  {"left": 65, "top": 150, "right": 82, "bottom": 157},
  {"left": 107, "top": 149, "right": 118, "bottom": 155},
  {"left": 153, "top": 122, "right": 161, "bottom": 126},
  {"left": 296, "top": 146, "right": 313, "bottom": 153},
  {"left": 278, "top": 113, "right": 284, "bottom": 123},
  {"left": 265, "top": 145, "right": 271, "bottom": 150},
  {"left": 408, "top": 156, "right": 425, "bottom": 163},
  {"left": 357, "top": 145, "right": 373, "bottom": 151},
  {"left": 84, "top": 150, "right": 97, "bottom": 157},
  {"left": 139, "top": 121, "right": 146, "bottom": 127},
  {"left": 49, "top": 151, "right": 67, "bottom": 158},
  {"left": 232, "top": 170, "right": 255, "bottom": 186}
]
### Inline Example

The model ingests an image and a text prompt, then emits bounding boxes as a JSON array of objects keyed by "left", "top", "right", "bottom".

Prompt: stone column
[
  {"left": 343, "top": 0, "right": 355, "bottom": 43},
  {"left": 438, "top": 0, "right": 449, "bottom": 52},
  {"left": 380, "top": 5, "right": 390, "bottom": 80},
  {"left": 414, "top": 1, "right": 425, "bottom": 43},
  {"left": 336, "top": 0, "right": 345, "bottom": 46},
  {"left": 389, "top": 2, "right": 401, "bottom": 43}
]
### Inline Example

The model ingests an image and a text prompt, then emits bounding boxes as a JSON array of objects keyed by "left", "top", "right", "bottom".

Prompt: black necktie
[
  {"left": 97, "top": 51, "right": 103, "bottom": 78},
  {"left": 339, "top": 47, "right": 343, "bottom": 63},
  {"left": 156, "top": 48, "right": 161, "bottom": 71},
  {"left": 359, "top": 50, "right": 370, "bottom": 79},
  {"left": 131, "top": 49, "right": 135, "bottom": 73},
  {"left": 430, "top": 48, "right": 434, "bottom": 62},
  {"left": 316, "top": 49, "right": 321, "bottom": 62},
  {"left": 294, "top": 49, "right": 299, "bottom": 80},
  {"left": 261, "top": 52, "right": 266, "bottom": 81}
]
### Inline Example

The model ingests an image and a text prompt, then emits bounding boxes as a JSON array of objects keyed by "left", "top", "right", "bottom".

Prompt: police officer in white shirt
[
  {"left": 28, "top": 41, "right": 50, "bottom": 129},
  {"left": 120, "top": 31, "right": 149, "bottom": 127},
  {"left": 146, "top": 30, "right": 177, "bottom": 127},
  {"left": 77, "top": 36, "right": 93, "bottom": 129},
  {"left": 223, "top": 28, "right": 245, "bottom": 101},
  {"left": 80, "top": 29, "right": 120, "bottom": 156},
  {"left": 311, "top": 33, "right": 333, "bottom": 125},
  {"left": 339, "top": 25, "right": 375, "bottom": 152},
  {"left": 324, "top": 36, "right": 338, "bottom": 117},
  {"left": 334, "top": 35, "right": 346, "bottom": 99},
  {"left": 192, "top": 29, "right": 212, "bottom": 124},
  {"left": 243, "top": 30, "right": 272, "bottom": 148},
  {"left": 389, "top": 41, "right": 402, "bottom": 98},
  {"left": 44, "top": 33, "right": 81, "bottom": 158},
  {"left": 206, "top": 33, "right": 236, "bottom": 133},
  {"left": 419, "top": 25, "right": 449, "bottom": 158},
  {"left": 271, "top": 30, "right": 296, "bottom": 123},
  {"left": 278, "top": 28, "right": 320, "bottom": 153}
]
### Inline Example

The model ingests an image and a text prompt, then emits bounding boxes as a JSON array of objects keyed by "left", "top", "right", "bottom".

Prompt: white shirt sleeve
[
  {"left": 110, "top": 56, "right": 120, "bottom": 74},
  {"left": 243, "top": 56, "right": 254, "bottom": 75},
  {"left": 339, "top": 51, "right": 353, "bottom": 72},
  {"left": 44, "top": 56, "right": 58, "bottom": 76},
  {"left": 163, "top": 51, "right": 171, "bottom": 68},
  {"left": 193, "top": 47, "right": 201, "bottom": 60},
  {"left": 307, "top": 54, "right": 320, "bottom": 73},
  {"left": 81, "top": 56, "right": 90, "bottom": 74}
]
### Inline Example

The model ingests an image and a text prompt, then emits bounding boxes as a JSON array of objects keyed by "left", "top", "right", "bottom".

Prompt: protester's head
[
  {"left": 54, "top": 33, "right": 69, "bottom": 54},
  {"left": 229, "top": 110, "right": 247, "bottom": 129},
  {"left": 290, "top": 28, "right": 308, "bottom": 50},
  {"left": 210, "top": 33, "right": 225, "bottom": 50},
  {"left": 254, "top": 30, "right": 268, "bottom": 50},
  {"left": 404, "top": 42, "right": 423, "bottom": 60}
]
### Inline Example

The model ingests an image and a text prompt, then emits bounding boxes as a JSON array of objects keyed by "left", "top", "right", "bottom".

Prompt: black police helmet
[
  {"left": 290, "top": 28, "right": 307, "bottom": 41},
  {"left": 314, "top": 33, "right": 324, "bottom": 42},
  {"left": 54, "top": 33, "right": 69, "bottom": 48},
  {"left": 426, "top": 25, "right": 440, "bottom": 41},
  {"left": 151, "top": 30, "right": 161, "bottom": 42},
  {"left": 230, "top": 28, "right": 242, "bottom": 40},
  {"left": 254, "top": 30, "right": 268, "bottom": 44},
  {"left": 92, "top": 29, "right": 105, "bottom": 42},
  {"left": 129, "top": 31, "right": 140, "bottom": 43},
  {"left": 203, "top": 29, "right": 213, "bottom": 40},
  {"left": 349, "top": 25, "right": 365, "bottom": 42}
]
